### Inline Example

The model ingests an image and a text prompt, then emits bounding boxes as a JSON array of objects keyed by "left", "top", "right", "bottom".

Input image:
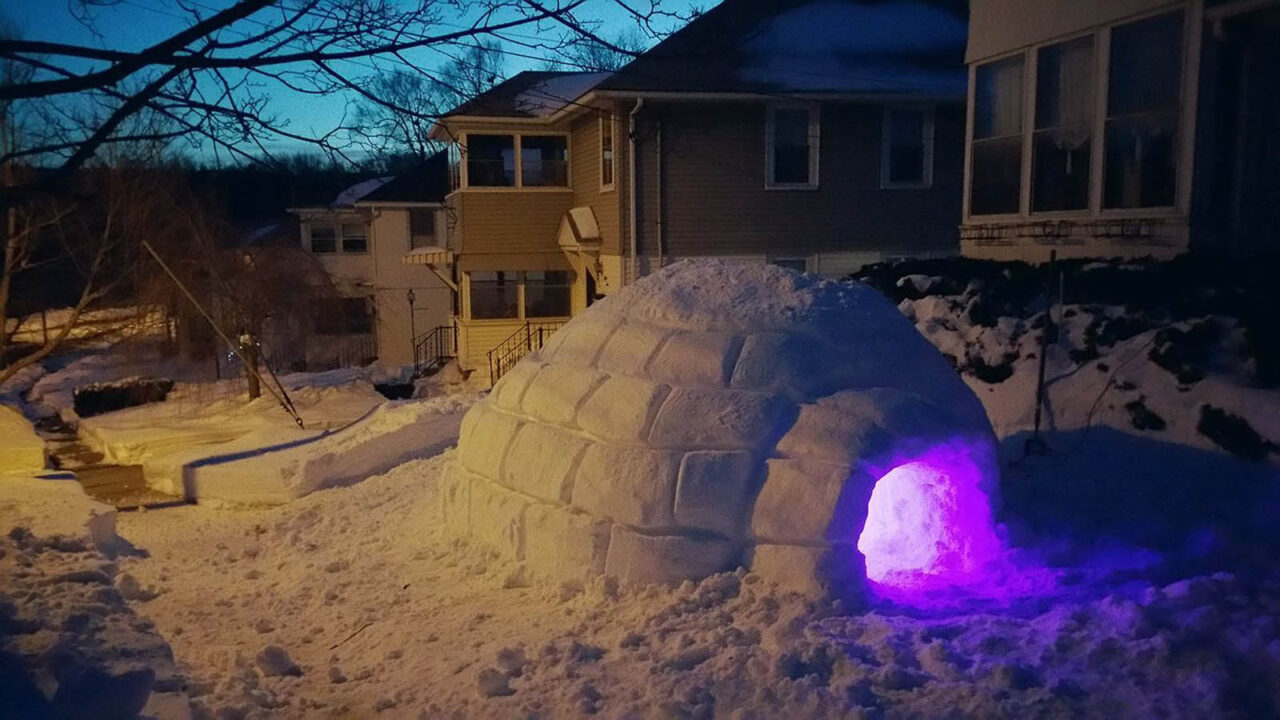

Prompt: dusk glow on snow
[{"left": 857, "top": 443, "right": 1003, "bottom": 595}]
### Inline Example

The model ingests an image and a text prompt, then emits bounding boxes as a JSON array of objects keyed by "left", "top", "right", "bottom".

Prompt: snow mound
[{"left": 443, "top": 260, "right": 1000, "bottom": 599}]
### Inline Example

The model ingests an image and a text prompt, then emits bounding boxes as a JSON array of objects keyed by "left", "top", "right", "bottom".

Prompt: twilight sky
[{"left": 4, "top": 0, "right": 707, "bottom": 161}]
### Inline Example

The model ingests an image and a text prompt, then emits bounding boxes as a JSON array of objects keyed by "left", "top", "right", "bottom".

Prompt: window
[
  {"left": 882, "top": 108, "right": 934, "bottom": 188},
  {"left": 1104, "top": 12, "right": 1183, "bottom": 209},
  {"left": 970, "top": 55, "right": 1025, "bottom": 215},
  {"left": 1033, "top": 36, "right": 1094, "bottom": 212},
  {"left": 524, "top": 271, "right": 572, "bottom": 318},
  {"left": 409, "top": 210, "right": 435, "bottom": 249},
  {"left": 314, "top": 297, "right": 373, "bottom": 336},
  {"left": 309, "top": 224, "right": 336, "bottom": 253},
  {"left": 467, "top": 134, "right": 515, "bottom": 187},
  {"left": 767, "top": 105, "right": 819, "bottom": 187},
  {"left": 469, "top": 271, "right": 519, "bottom": 319},
  {"left": 340, "top": 222, "right": 367, "bottom": 253},
  {"left": 600, "top": 115, "right": 615, "bottom": 189},
  {"left": 521, "top": 135, "right": 569, "bottom": 187}
]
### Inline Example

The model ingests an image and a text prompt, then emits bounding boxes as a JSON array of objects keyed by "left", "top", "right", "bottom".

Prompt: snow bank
[
  {"left": 0, "top": 474, "right": 117, "bottom": 550},
  {"left": 445, "top": 260, "right": 999, "bottom": 599},
  {"left": 0, "top": 405, "right": 46, "bottom": 474},
  {"left": 174, "top": 393, "right": 480, "bottom": 505}
]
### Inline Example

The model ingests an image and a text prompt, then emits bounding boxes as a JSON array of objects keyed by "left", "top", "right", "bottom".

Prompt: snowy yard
[{"left": 3, "top": 259, "right": 1279, "bottom": 719}]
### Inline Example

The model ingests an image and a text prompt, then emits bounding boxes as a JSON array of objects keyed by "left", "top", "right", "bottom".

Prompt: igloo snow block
[{"left": 440, "top": 260, "right": 1001, "bottom": 597}]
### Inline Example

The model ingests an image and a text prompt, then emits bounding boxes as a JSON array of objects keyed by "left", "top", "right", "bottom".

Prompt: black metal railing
[
  {"left": 487, "top": 320, "right": 565, "bottom": 386},
  {"left": 413, "top": 324, "right": 458, "bottom": 378}
]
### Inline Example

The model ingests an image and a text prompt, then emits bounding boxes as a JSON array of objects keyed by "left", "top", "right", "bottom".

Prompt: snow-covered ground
[{"left": 5, "top": 259, "right": 1279, "bottom": 718}]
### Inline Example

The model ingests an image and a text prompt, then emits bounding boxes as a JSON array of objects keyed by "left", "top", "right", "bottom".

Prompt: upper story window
[
  {"left": 970, "top": 55, "right": 1025, "bottom": 215},
  {"left": 467, "top": 134, "right": 516, "bottom": 187},
  {"left": 457, "top": 133, "right": 571, "bottom": 190},
  {"left": 340, "top": 222, "right": 367, "bottom": 253},
  {"left": 1033, "top": 36, "right": 1094, "bottom": 212},
  {"left": 600, "top": 115, "right": 615, "bottom": 190},
  {"left": 766, "top": 105, "right": 819, "bottom": 188},
  {"left": 448, "top": 143, "right": 461, "bottom": 192},
  {"left": 521, "top": 135, "right": 569, "bottom": 187},
  {"left": 1104, "top": 12, "right": 1183, "bottom": 209},
  {"left": 882, "top": 108, "right": 934, "bottom": 188},
  {"left": 309, "top": 224, "right": 336, "bottom": 253},
  {"left": 409, "top": 209, "right": 435, "bottom": 249}
]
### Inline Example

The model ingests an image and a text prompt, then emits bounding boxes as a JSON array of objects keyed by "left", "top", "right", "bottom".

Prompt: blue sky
[{"left": 4, "top": 0, "right": 707, "bottom": 161}]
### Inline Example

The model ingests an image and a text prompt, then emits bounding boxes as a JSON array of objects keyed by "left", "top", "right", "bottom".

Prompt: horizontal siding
[
  {"left": 458, "top": 320, "right": 527, "bottom": 376},
  {"left": 455, "top": 191, "right": 572, "bottom": 257},
  {"left": 634, "top": 101, "right": 963, "bottom": 261},
  {"left": 570, "top": 110, "right": 624, "bottom": 256}
]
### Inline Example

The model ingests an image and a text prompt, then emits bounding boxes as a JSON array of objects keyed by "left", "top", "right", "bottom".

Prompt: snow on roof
[
  {"left": 737, "top": 0, "right": 967, "bottom": 94},
  {"left": 511, "top": 72, "right": 612, "bottom": 117},
  {"left": 332, "top": 176, "right": 393, "bottom": 208},
  {"left": 596, "top": 0, "right": 967, "bottom": 97}
]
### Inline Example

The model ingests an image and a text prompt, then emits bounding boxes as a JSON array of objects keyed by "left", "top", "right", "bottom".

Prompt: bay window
[
  {"left": 468, "top": 271, "right": 572, "bottom": 321},
  {"left": 970, "top": 55, "right": 1024, "bottom": 215},
  {"left": 882, "top": 108, "right": 934, "bottom": 188},
  {"left": 1033, "top": 36, "right": 1094, "bottom": 212},
  {"left": 1104, "top": 12, "right": 1183, "bottom": 209},
  {"left": 467, "top": 134, "right": 516, "bottom": 187},
  {"left": 521, "top": 135, "right": 569, "bottom": 187},
  {"left": 766, "top": 105, "right": 819, "bottom": 188}
]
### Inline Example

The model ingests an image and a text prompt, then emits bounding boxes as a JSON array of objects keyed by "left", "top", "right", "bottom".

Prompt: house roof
[
  {"left": 358, "top": 151, "right": 449, "bottom": 204},
  {"left": 595, "top": 0, "right": 968, "bottom": 98},
  {"left": 443, "top": 70, "right": 613, "bottom": 118}
]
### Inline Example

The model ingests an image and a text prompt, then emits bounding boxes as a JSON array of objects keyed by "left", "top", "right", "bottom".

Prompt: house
[
  {"left": 960, "top": 0, "right": 1279, "bottom": 261},
  {"left": 289, "top": 153, "right": 453, "bottom": 372},
  {"left": 427, "top": 0, "right": 971, "bottom": 382}
]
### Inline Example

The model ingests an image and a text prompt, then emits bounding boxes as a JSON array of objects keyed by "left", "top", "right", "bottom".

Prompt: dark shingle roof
[
  {"left": 596, "top": 0, "right": 968, "bottom": 98},
  {"left": 443, "top": 71, "right": 612, "bottom": 118},
  {"left": 359, "top": 151, "right": 449, "bottom": 204}
]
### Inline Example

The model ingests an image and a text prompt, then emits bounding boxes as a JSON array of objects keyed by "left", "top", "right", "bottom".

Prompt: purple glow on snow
[{"left": 856, "top": 441, "right": 1004, "bottom": 599}]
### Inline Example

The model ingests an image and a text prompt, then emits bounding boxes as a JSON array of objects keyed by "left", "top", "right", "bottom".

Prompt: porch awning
[{"left": 402, "top": 246, "right": 454, "bottom": 266}]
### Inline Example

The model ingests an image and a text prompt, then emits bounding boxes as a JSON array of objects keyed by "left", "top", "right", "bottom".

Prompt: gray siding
[{"left": 632, "top": 101, "right": 963, "bottom": 262}]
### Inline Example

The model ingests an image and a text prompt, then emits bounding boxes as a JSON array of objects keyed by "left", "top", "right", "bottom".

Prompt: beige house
[
  {"left": 424, "top": 0, "right": 973, "bottom": 383},
  {"left": 290, "top": 157, "right": 453, "bottom": 372},
  {"left": 961, "top": 0, "right": 1280, "bottom": 261}
]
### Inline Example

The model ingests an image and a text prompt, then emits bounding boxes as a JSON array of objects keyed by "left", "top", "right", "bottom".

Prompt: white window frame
[
  {"left": 458, "top": 131, "right": 573, "bottom": 192},
  {"left": 765, "top": 103, "right": 820, "bottom": 190},
  {"left": 304, "top": 221, "right": 336, "bottom": 254},
  {"left": 880, "top": 106, "right": 935, "bottom": 190},
  {"left": 599, "top": 114, "right": 616, "bottom": 192},
  {"left": 962, "top": 6, "right": 1196, "bottom": 223},
  {"left": 463, "top": 270, "right": 573, "bottom": 322},
  {"left": 339, "top": 220, "right": 369, "bottom": 254}
]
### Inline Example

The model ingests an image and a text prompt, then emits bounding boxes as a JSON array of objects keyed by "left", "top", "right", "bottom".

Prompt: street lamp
[{"left": 407, "top": 288, "right": 417, "bottom": 368}]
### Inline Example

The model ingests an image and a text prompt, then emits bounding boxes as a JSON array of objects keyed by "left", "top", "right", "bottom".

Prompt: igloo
[{"left": 440, "top": 260, "right": 1002, "bottom": 599}]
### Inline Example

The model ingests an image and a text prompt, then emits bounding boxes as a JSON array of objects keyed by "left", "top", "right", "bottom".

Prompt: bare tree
[
  {"left": 0, "top": 0, "right": 684, "bottom": 200},
  {"left": 554, "top": 28, "right": 645, "bottom": 71},
  {"left": 351, "top": 39, "right": 507, "bottom": 166}
]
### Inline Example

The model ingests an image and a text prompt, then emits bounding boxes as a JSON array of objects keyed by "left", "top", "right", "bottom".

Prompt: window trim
[
  {"left": 463, "top": 270, "right": 574, "bottom": 323},
  {"left": 880, "top": 106, "right": 936, "bottom": 190},
  {"left": 339, "top": 221, "right": 369, "bottom": 254},
  {"left": 962, "top": 8, "right": 1193, "bottom": 222},
  {"left": 458, "top": 130, "right": 572, "bottom": 191},
  {"left": 305, "top": 222, "right": 337, "bottom": 254},
  {"left": 765, "top": 103, "right": 820, "bottom": 190},
  {"left": 599, "top": 113, "right": 616, "bottom": 192}
]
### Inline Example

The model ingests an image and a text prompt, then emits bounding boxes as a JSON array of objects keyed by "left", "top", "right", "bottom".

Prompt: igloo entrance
[{"left": 856, "top": 446, "right": 1003, "bottom": 593}]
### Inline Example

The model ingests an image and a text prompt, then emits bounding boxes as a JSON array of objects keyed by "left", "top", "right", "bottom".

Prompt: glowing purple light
[{"left": 856, "top": 445, "right": 1003, "bottom": 594}]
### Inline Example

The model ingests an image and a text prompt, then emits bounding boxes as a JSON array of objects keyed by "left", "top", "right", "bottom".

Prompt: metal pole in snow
[{"left": 1026, "top": 249, "right": 1056, "bottom": 456}]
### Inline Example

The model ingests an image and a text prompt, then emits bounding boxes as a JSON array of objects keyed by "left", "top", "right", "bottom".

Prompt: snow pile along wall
[
  {"left": 442, "top": 260, "right": 1001, "bottom": 598},
  {"left": 0, "top": 405, "right": 46, "bottom": 474}
]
